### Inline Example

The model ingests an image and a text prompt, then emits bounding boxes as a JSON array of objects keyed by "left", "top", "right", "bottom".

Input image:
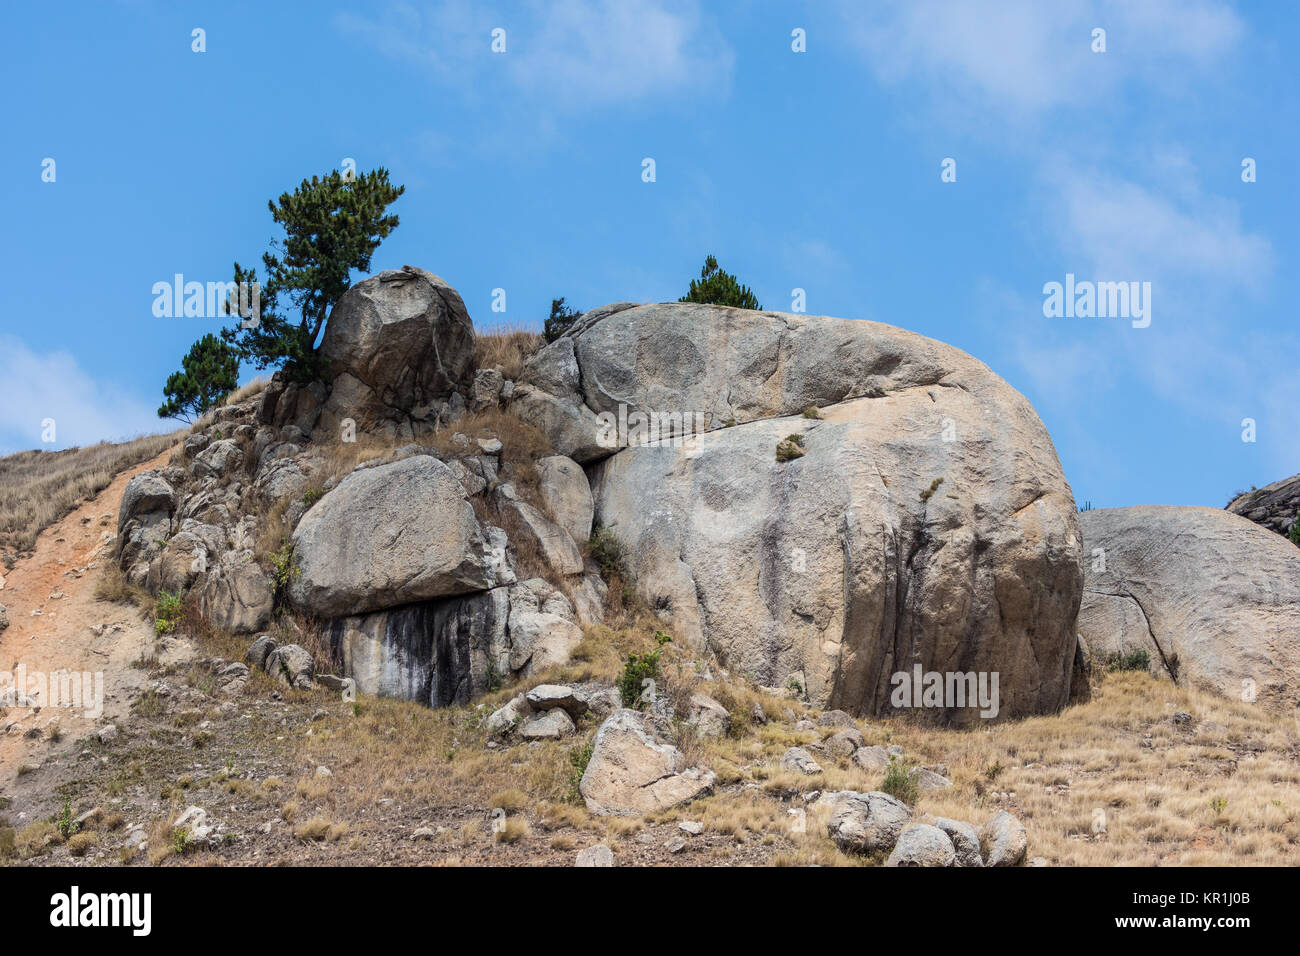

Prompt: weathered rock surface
[
  {"left": 933, "top": 816, "right": 984, "bottom": 867},
  {"left": 1078, "top": 506, "right": 1300, "bottom": 709},
  {"left": 579, "top": 709, "right": 716, "bottom": 816},
  {"left": 290, "top": 455, "right": 496, "bottom": 617},
  {"left": 197, "top": 551, "right": 274, "bottom": 635},
  {"left": 317, "top": 265, "right": 476, "bottom": 438},
  {"left": 827, "top": 791, "right": 912, "bottom": 854},
  {"left": 1227, "top": 475, "right": 1300, "bottom": 537},
  {"left": 981, "top": 810, "right": 1028, "bottom": 867},
  {"left": 584, "top": 304, "right": 1082, "bottom": 722},
  {"left": 536, "top": 455, "right": 594, "bottom": 545},
  {"left": 265, "top": 643, "right": 314, "bottom": 690},
  {"left": 780, "top": 747, "right": 823, "bottom": 775},
  {"left": 885, "top": 824, "right": 956, "bottom": 867}
]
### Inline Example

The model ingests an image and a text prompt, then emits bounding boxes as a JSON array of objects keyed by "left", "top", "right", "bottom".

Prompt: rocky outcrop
[
  {"left": 117, "top": 471, "right": 177, "bottom": 587},
  {"left": 574, "top": 304, "right": 1081, "bottom": 723},
  {"left": 196, "top": 550, "right": 274, "bottom": 635},
  {"left": 1078, "top": 506, "right": 1300, "bottom": 709},
  {"left": 885, "top": 824, "right": 956, "bottom": 867},
  {"left": 317, "top": 265, "right": 476, "bottom": 440},
  {"left": 579, "top": 709, "right": 716, "bottom": 816},
  {"left": 1227, "top": 475, "right": 1300, "bottom": 537},
  {"left": 289, "top": 455, "right": 498, "bottom": 618}
]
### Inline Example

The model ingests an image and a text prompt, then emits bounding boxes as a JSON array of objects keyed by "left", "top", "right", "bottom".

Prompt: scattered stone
[
  {"left": 579, "top": 710, "right": 716, "bottom": 816},
  {"left": 780, "top": 747, "right": 823, "bottom": 775},
  {"left": 519, "top": 708, "right": 576, "bottom": 740},
  {"left": 886, "top": 824, "right": 957, "bottom": 867},
  {"left": 852, "top": 745, "right": 892, "bottom": 772},
  {"left": 575, "top": 844, "right": 614, "bottom": 867},
  {"left": 817, "top": 709, "right": 857, "bottom": 729},
  {"left": 679, "top": 821, "right": 703, "bottom": 836},
  {"left": 525, "top": 684, "right": 589, "bottom": 720},
  {"left": 981, "top": 810, "right": 1028, "bottom": 867},
  {"left": 824, "top": 728, "right": 866, "bottom": 758},
  {"left": 686, "top": 692, "right": 731, "bottom": 739},
  {"left": 909, "top": 767, "right": 953, "bottom": 791},
  {"left": 412, "top": 826, "right": 438, "bottom": 841},
  {"left": 828, "top": 791, "right": 912, "bottom": 855},
  {"left": 932, "top": 817, "right": 984, "bottom": 867},
  {"left": 246, "top": 635, "right": 278, "bottom": 669},
  {"left": 486, "top": 695, "right": 528, "bottom": 736},
  {"left": 97, "top": 724, "right": 119, "bottom": 744},
  {"left": 264, "top": 644, "right": 315, "bottom": 690},
  {"left": 665, "top": 836, "right": 687, "bottom": 854}
]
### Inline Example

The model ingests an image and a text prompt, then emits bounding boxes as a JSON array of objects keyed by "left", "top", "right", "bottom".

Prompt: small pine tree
[
  {"left": 679, "top": 254, "right": 761, "bottom": 310},
  {"left": 544, "top": 297, "right": 582, "bottom": 343},
  {"left": 1289, "top": 514, "right": 1300, "bottom": 547},
  {"left": 221, "top": 168, "right": 405, "bottom": 382},
  {"left": 157, "top": 334, "right": 240, "bottom": 424}
]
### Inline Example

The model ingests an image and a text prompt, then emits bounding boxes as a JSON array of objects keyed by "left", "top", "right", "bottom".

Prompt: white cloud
[
  {"left": 839, "top": 0, "right": 1243, "bottom": 115},
  {"left": 336, "top": 0, "right": 733, "bottom": 112},
  {"left": 1050, "top": 167, "right": 1272, "bottom": 287},
  {"left": 0, "top": 336, "right": 166, "bottom": 454}
]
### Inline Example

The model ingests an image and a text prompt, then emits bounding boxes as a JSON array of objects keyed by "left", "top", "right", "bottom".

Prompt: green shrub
[
  {"left": 802, "top": 406, "right": 822, "bottom": 419},
  {"left": 154, "top": 591, "right": 183, "bottom": 635},
  {"left": 880, "top": 757, "right": 919, "bottom": 805},
  {"left": 618, "top": 650, "right": 662, "bottom": 708},
  {"left": 1289, "top": 514, "right": 1300, "bottom": 548},
  {"left": 1105, "top": 648, "right": 1151, "bottom": 672},
  {"left": 775, "top": 433, "right": 805, "bottom": 462},
  {"left": 566, "top": 739, "right": 595, "bottom": 804},
  {"left": 588, "top": 525, "right": 628, "bottom": 582},
  {"left": 269, "top": 539, "right": 300, "bottom": 600}
]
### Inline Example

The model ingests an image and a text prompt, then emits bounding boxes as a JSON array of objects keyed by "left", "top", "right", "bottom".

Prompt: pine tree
[
  {"left": 679, "top": 254, "right": 761, "bottom": 310},
  {"left": 221, "top": 168, "right": 405, "bottom": 381},
  {"left": 544, "top": 297, "right": 582, "bottom": 342},
  {"left": 157, "top": 334, "right": 240, "bottom": 424}
]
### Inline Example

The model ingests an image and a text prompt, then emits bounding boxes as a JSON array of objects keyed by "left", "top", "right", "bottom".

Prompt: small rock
[
  {"left": 412, "top": 826, "right": 438, "bottom": 841},
  {"left": 575, "top": 844, "right": 614, "bottom": 867},
  {"left": 909, "top": 767, "right": 953, "bottom": 791},
  {"left": 519, "top": 708, "right": 576, "bottom": 740},
  {"left": 664, "top": 836, "right": 687, "bottom": 854},
  {"left": 817, "top": 709, "right": 857, "bottom": 729},
  {"left": 932, "top": 817, "right": 984, "bottom": 867},
  {"left": 824, "top": 728, "right": 866, "bottom": 758},
  {"left": 852, "top": 745, "right": 891, "bottom": 771},
  {"left": 781, "top": 747, "right": 823, "bottom": 775},
  {"left": 525, "top": 684, "right": 589, "bottom": 720},
  {"left": 679, "top": 821, "right": 703, "bottom": 836},
  {"left": 97, "top": 724, "right": 119, "bottom": 744},
  {"left": 315, "top": 765, "right": 332, "bottom": 778},
  {"left": 246, "top": 635, "right": 278, "bottom": 669}
]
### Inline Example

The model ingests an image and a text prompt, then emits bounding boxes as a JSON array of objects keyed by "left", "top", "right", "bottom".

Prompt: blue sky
[{"left": 2, "top": 0, "right": 1296, "bottom": 510}]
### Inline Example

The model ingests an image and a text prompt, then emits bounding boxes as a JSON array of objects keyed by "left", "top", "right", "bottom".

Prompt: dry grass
[
  {"left": 474, "top": 322, "right": 544, "bottom": 381},
  {"left": 0, "top": 431, "right": 181, "bottom": 565}
]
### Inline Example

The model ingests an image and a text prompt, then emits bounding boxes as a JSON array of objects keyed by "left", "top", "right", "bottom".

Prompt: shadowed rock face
[
  {"left": 557, "top": 303, "right": 1084, "bottom": 724},
  {"left": 1079, "top": 506, "right": 1300, "bottom": 711}
]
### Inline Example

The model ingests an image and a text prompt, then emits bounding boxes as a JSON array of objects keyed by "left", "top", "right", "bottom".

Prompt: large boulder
[
  {"left": 885, "top": 824, "right": 956, "bottom": 867},
  {"left": 1078, "top": 506, "right": 1300, "bottom": 710},
  {"left": 289, "top": 455, "right": 497, "bottom": 617},
  {"left": 579, "top": 709, "right": 716, "bottom": 816},
  {"left": 576, "top": 305, "right": 1082, "bottom": 723},
  {"left": 317, "top": 266, "right": 475, "bottom": 438}
]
